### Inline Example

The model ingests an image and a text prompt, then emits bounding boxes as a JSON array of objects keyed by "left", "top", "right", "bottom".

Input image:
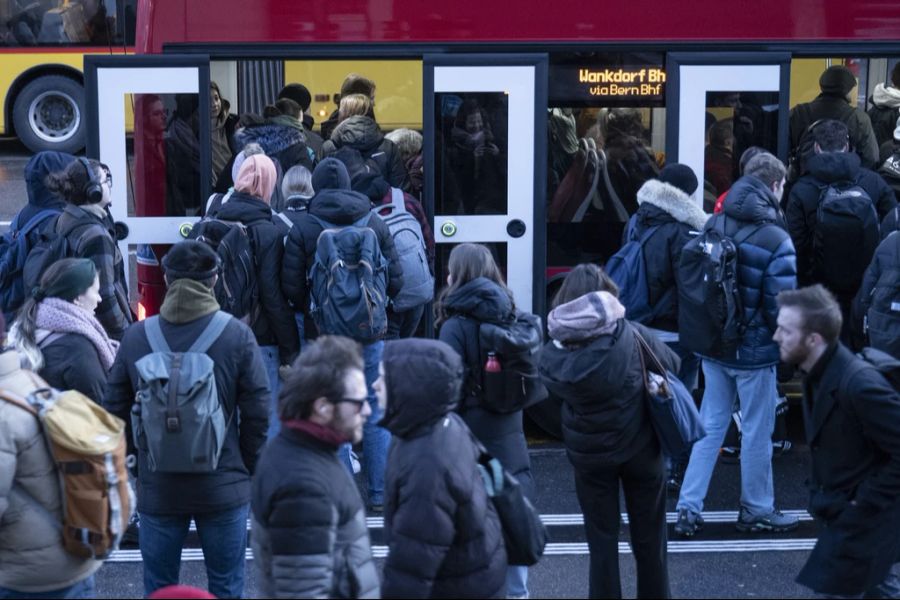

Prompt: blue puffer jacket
[{"left": 705, "top": 175, "right": 797, "bottom": 368}]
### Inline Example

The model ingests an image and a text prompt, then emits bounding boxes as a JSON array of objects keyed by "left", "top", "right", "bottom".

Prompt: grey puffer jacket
[{"left": 0, "top": 351, "right": 102, "bottom": 593}]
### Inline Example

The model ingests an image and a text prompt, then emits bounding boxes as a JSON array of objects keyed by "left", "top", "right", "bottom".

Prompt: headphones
[{"left": 78, "top": 157, "right": 103, "bottom": 204}]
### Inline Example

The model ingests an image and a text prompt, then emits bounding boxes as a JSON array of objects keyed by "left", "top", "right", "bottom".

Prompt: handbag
[{"left": 634, "top": 330, "right": 706, "bottom": 457}]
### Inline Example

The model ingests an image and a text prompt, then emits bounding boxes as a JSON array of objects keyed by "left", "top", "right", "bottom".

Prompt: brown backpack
[{"left": 0, "top": 379, "right": 133, "bottom": 559}]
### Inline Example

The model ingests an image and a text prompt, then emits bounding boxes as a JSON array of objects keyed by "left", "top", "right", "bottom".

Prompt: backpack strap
[
  {"left": 274, "top": 212, "right": 293, "bottom": 230},
  {"left": 143, "top": 316, "right": 171, "bottom": 354},
  {"left": 187, "top": 312, "right": 232, "bottom": 354},
  {"left": 17, "top": 209, "right": 60, "bottom": 238},
  {"left": 0, "top": 389, "right": 39, "bottom": 417},
  {"left": 391, "top": 188, "right": 406, "bottom": 212},
  {"left": 636, "top": 224, "right": 661, "bottom": 245}
]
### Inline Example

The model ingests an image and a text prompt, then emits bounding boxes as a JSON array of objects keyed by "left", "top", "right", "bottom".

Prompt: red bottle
[{"left": 485, "top": 352, "right": 502, "bottom": 373}]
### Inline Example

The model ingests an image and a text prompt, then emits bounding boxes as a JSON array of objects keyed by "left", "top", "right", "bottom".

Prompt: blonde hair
[{"left": 338, "top": 93, "right": 373, "bottom": 122}]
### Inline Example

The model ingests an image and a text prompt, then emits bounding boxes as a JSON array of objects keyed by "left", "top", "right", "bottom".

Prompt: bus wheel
[{"left": 13, "top": 75, "right": 85, "bottom": 154}]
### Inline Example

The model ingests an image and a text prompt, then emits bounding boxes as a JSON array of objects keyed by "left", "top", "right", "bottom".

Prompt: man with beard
[
  {"left": 250, "top": 336, "right": 380, "bottom": 599},
  {"left": 774, "top": 285, "right": 900, "bottom": 598}
]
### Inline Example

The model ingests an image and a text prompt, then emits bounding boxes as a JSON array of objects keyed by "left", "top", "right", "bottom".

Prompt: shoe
[
  {"left": 120, "top": 514, "right": 139, "bottom": 548},
  {"left": 772, "top": 440, "right": 792, "bottom": 458},
  {"left": 368, "top": 503, "right": 384, "bottom": 515},
  {"left": 666, "top": 462, "right": 686, "bottom": 493},
  {"left": 735, "top": 507, "right": 799, "bottom": 533},
  {"left": 674, "top": 508, "right": 704, "bottom": 538},
  {"left": 720, "top": 446, "right": 741, "bottom": 463}
]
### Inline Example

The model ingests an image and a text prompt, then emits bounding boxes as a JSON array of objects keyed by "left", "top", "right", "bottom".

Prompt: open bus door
[{"left": 85, "top": 55, "right": 212, "bottom": 318}]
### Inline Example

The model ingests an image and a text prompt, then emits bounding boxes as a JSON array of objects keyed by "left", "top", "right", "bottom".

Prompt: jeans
[
  {"left": 339, "top": 340, "right": 390, "bottom": 506},
  {"left": 506, "top": 566, "right": 529, "bottom": 598},
  {"left": 139, "top": 505, "right": 249, "bottom": 599},
  {"left": 385, "top": 304, "right": 426, "bottom": 340},
  {"left": 677, "top": 361, "right": 777, "bottom": 517},
  {"left": 294, "top": 313, "right": 306, "bottom": 347},
  {"left": 0, "top": 577, "right": 95, "bottom": 599},
  {"left": 260, "top": 345, "right": 282, "bottom": 440}
]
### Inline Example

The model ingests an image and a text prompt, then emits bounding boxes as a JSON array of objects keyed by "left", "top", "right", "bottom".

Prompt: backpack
[
  {"left": 372, "top": 188, "right": 434, "bottom": 311},
  {"left": 0, "top": 382, "right": 133, "bottom": 560},
  {"left": 187, "top": 218, "right": 259, "bottom": 322},
  {"left": 333, "top": 145, "right": 385, "bottom": 186},
  {"left": 21, "top": 217, "right": 103, "bottom": 300},
  {"left": 606, "top": 220, "right": 672, "bottom": 324},
  {"left": 813, "top": 180, "right": 880, "bottom": 294},
  {"left": 846, "top": 347, "right": 900, "bottom": 393},
  {"left": 308, "top": 214, "right": 389, "bottom": 342},
  {"left": 677, "top": 219, "right": 763, "bottom": 358},
  {"left": 864, "top": 234, "right": 900, "bottom": 358},
  {"left": 132, "top": 312, "right": 232, "bottom": 473},
  {"left": 474, "top": 312, "right": 549, "bottom": 414},
  {"left": 0, "top": 208, "right": 60, "bottom": 320},
  {"left": 787, "top": 117, "right": 827, "bottom": 182}
]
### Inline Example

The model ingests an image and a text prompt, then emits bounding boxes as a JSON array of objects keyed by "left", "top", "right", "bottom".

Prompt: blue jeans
[
  {"left": 677, "top": 361, "right": 777, "bottom": 517},
  {"left": 507, "top": 566, "right": 529, "bottom": 597},
  {"left": 260, "top": 345, "right": 282, "bottom": 440},
  {"left": 339, "top": 340, "right": 390, "bottom": 507},
  {"left": 0, "top": 577, "right": 95, "bottom": 599},
  {"left": 139, "top": 505, "right": 249, "bottom": 599}
]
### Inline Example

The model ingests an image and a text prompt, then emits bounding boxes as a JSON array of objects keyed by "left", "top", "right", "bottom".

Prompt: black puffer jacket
[
  {"left": 540, "top": 318, "right": 678, "bottom": 469},
  {"left": 211, "top": 192, "right": 299, "bottom": 363},
  {"left": 790, "top": 93, "right": 879, "bottom": 169},
  {"left": 323, "top": 115, "right": 408, "bottom": 189},
  {"left": 234, "top": 121, "right": 314, "bottom": 174},
  {"left": 39, "top": 333, "right": 108, "bottom": 403},
  {"left": 281, "top": 159, "right": 403, "bottom": 314},
  {"left": 626, "top": 179, "right": 709, "bottom": 331},
  {"left": 437, "top": 278, "right": 533, "bottom": 498},
  {"left": 380, "top": 339, "right": 507, "bottom": 600}
]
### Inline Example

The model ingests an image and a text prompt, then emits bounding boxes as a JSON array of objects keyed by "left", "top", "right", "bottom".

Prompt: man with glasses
[{"left": 251, "top": 335, "right": 380, "bottom": 599}]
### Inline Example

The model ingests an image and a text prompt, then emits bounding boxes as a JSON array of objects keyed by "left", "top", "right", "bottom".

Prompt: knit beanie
[
  {"left": 658, "top": 163, "right": 699, "bottom": 196},
  {"left": 34, "top": 258, "right": 96, "bottom": 302},
  {"left": 162, "top": 240, "right": 220, "bottom": 281},
  {"left": 234, "top": 154, "right": 277, "bottom": 203},
  {"left": 819, "top": 65, "right": 857, "bottom": 96},
  {"left": 278, "top": 83, "right": 312, "bottom": 112}
]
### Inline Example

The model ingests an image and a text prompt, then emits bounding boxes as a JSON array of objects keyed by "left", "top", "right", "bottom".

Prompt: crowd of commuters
[{"left": 0, "top": 65, "right": 899, "bottom": 600}]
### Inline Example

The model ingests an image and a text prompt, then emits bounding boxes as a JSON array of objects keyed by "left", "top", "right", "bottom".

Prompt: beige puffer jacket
[{"left": 0, "top": 350, "right": 102, "bottom": 592}]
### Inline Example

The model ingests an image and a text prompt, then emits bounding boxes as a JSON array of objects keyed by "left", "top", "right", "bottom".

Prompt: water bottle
[{"left": 485, "top": 351, "right": 502, "bottom": 373}]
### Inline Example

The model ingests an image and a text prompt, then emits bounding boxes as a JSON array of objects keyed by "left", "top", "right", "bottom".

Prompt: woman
[
  {"left": 280, "top": 164, "right": 314, "bottom": 222},
  {"left": 538, "top": 263, "right": 678, "bottom": 599},
  {"left": 10, "top": 258, "right": 118, "bottom": 403},
  {"left": 210, "top": 81, "right": 239, "bottom": 185},
  {"left": 434, "top": 243, "right": 534, "bottom": 600}
]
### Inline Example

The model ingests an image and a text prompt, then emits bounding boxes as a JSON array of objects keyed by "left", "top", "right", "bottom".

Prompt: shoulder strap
[
  {"left": 18, "top": 210, "right": 59, "bottom": 237},
  {"left": 391, "top": 188, "right": 406, "bottom": 212},
  {"left": 274, "top": 211, "right": 293, "bottom": 230},
  {"left": 0, "top": 389, "right": 39, "bottom": 417},
  {"left": 310, "top": 214, "right": 336, "bottom": 231},
  {"left": 143, "top": 316, "right": 171, "bottom": 353},
  {"left": 187, "top": 312, "right": 232, "bottom": 354},
  {"left": 637, "top": 224, "right": 661, "bottom": 245},
  {"left": 733, "top": 222, "right": 766, "bottom": 246},
  {"left": 37, "top": 331, "right": 66, "bottom": 349}
]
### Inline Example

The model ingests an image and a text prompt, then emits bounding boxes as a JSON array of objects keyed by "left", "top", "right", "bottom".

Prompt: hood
[
  {"left": 213, "top": 190, "right": 273, "bottom": 223},
  {"left": 547, "top": 291, "right": 625, "bottom": 344},
  {"left": 330, "top": 115, "right": 383, "bottom": 153},
  {"left": 443, "top": 277, "right": 514, "bottom": 324},
  {"left": 308, "top": 188, "right": 372, "bottom": 224},
  {"left": 540, "top": 319, "right": 634, "bottom": 398},
  {"left": 312, "top": 157, "right": 352, "bottom": 191},
  {"left": 25, "top": 151, "right": 75, "bottom": 208},
  {"left": 806, "top": 151, "right": 862, "bottom": 183},
  {"left": 721, "top": 175, "right": 783, "bottom": 225},
  {"left": 234, "top": 122, "right": 305, "bottom": 156},
  {"left": 379, "top": 339, "right": 463, "bottom": 438},
  {"left": 872, "top": 83, "right": 900, "bottom": 109},
  {"left": 636, "top": 179, "right": 709, "bottom": 230}
]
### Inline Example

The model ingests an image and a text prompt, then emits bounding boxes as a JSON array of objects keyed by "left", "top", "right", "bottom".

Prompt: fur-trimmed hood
[
  {"left": 636, "top": 179, "right": 708, "bottom": 230},
  {"left": 872, "top": 83, "right": 900, "bottom": 109},
  {"left": 234, "top": 123, "right": 306, "bottom": 156}
]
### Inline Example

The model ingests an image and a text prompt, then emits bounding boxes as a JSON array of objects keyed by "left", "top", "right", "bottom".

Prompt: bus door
[
  {"left": 85, "top": 55, "right": 212, "bottom": 317},
  {"left": 425, "top": 55, "right": 548, "bottom": 315},
  {"left": 665, "top": 53, "right": 791, "bottom": 211}
]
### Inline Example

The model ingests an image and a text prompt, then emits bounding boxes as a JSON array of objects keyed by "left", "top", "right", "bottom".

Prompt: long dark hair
[
  {"left": 434, "top": 243, "right": 514, "bottom": 327},
  {"left": 551, "top": 263, "right": 619, "bottom": 309}
]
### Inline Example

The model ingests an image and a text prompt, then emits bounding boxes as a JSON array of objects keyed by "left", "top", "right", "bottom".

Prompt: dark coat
[
  {"left": 323, "top": 116, "right": 409, "bottom": 189},
  {"left": 883, "top": 204, "right": 900, "bottom": 240},
  {"left": 103, "top": 310, "right": 270, "bottom": 515},
  {"left": 251, "top": 426, "right": 379, "bottom": 599},
  {"left": 627, "top": 179, "right": 709, "bottom": 332},
  {"left": 852, "top": 232, "right": 900, "bottom": 353},
  {"left": 437, "top": 278, "right": 533, "bottom": 497},
  {"left": 540, "top": 319, "right": 678, "bottom": 469},
  {"left": 786, "top": 151, "right": 897, "bottom": 290},
  {"left": 797, "top": 343, "right": 900, "bottom": 596},
  {"left": 380, "top": 339, "right": 507, "bottom": 599},
  {"left": 211, "top": 191, "right": 300, "bottom": 363},
  {"left": 707, "top": 176, "right": 797, "bottom": 367},
  {"left": 790, "top": 93, "right": 880, "bottom": 169},
  {"left": 38, "top": 333, "right": 107, "bottom": 403}
]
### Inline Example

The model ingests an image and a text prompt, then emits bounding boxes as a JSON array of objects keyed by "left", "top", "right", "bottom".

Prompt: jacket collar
[
  {"left": 636, "top": 179, "right": 709, "bottom": 231},
  {"left": 804, "top": 342, "right": 845, "bottom": 442}
]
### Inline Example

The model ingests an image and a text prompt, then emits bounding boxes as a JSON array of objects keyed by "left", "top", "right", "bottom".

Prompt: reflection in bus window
[{"left": 1, "top": 0, "right": 135, "bottom": 46}]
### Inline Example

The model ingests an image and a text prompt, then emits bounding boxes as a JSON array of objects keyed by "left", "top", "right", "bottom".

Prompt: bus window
[{"left": 0, "top": 0, "right": 135, "bottom": 47}]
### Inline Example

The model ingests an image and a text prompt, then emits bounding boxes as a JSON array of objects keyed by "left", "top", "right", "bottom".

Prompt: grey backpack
[{"left": 132, "top": 312, "right": 231, "bottom": 473}]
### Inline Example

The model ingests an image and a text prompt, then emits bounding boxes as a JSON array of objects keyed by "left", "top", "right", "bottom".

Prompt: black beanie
[
  {"left": 278, "top": 84, "right": 312, "bottom": 112},
  {"left": 658, "top": 163, "right": 699, "bottom": 196},
  {"left": 162, "top": 240, "right": 220, "bottom": 281},
  {"left": 819, "top": 66, "right": 857, "bottom": 96}
]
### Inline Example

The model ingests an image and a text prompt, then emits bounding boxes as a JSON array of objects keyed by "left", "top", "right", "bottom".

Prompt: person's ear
[{"left": 312, "top": 397, "right": 331, "bottom": 418}]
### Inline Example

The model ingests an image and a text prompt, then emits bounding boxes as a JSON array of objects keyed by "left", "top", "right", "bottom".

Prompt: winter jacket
[
  {"left": 852, "top": 232, "right": 900, "bottom": 353},
  {"left": 437, "top": 278, "right": 533, "bottom": 497},
  {"left": 867, "top": 84, "right": 900, "bottom": 148},
  {"left": 234, "top": 120, "right": 315, "bottom": 175},
  {"left": 380, "top": 339, "right": 507, "bottom": 599},
  {"left": 882, "top": 205, "right": 900, "bottom": 240},
  {"left": 786, "top": 151, "right": 897, "bottom": 290},
  {"left": 0, "top": 351, "right": 102, "bottom": 592},
  {"left": 104, "top": 288, "right": 269, "bottom": 515},
  {"left": 281, "top": 160, "right": 403, "bottom": 316},
  {"left": 323, "top": 116, "right": 408, "bottom": 189},
  {"left": 540, "top": 316, "right": 678, "bottom": 469},
  {"left": 796, "top": 343, "right": 900, "bottom": 596},
  {"left": 789, "top": 94, "right": 879, "bottom": 169},
  {"left": 38, "top": 332, "right": 108, "bottom": 403},
  {"left": 55, "top": 204, "right": 132, "bottom": 341},
  {"left": 251, "top": 424, "right": 379, "bottom": 599},
  {"left": 707, "top": 175, "right": 797, "bottom": 367},
  {"left": 209, "top": 191, "right": 300, "bottom": 363},
  {"left": 626, "top": 179, "right": 709, "bottom": 332}
]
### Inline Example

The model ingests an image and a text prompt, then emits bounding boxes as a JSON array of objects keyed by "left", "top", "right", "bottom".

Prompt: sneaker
[
  {"left": 735, "top": 507, "right": 799, "bottom": 533},
  {"left": 674, "top": 508, "right": 704, "bottom": 538},
  {"left": 720, "top": 446, "right": 740, "bottom": 463},
  {"left": 772, "top": 440, "right": 792, "bottom": 458}
]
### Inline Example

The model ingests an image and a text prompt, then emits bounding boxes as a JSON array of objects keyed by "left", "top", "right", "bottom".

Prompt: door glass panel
[
  {"left": 434, "top": 242, "right": 508, "bottom": 299},
  {"left": 435, "top": 92, "right": 509, "bottom": 215}
]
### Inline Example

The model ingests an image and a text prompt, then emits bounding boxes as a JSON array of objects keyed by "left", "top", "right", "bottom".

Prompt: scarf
[
  {"left": 283, "top": 419, "right": 349, "bottom": 446},
  {"left": 547, "top": 291, "right": 626, "bottom": 344},
  {"left": 159, "top": 279, "right": 220, "bottom": 324},
  {"left": 35, "top": 297, "right": 119, "bottom": 371}
]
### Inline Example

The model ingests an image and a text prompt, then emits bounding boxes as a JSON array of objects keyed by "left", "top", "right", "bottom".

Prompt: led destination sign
[{"left": 549, "top": 65, "right": 666, "bottom": 106}]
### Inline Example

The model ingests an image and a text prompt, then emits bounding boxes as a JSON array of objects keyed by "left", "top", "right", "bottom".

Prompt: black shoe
[
  {"left": 720, "top": 446, "right": 741, "bottom": 463},
  {"left": 674, "top": 508, "right": 704, "bottom": 538},
  {"left": 666, "top": 462, "right": 686, "bottom": 493},
  {"left": 120, "top": 519, "right": 139, "bottom": 548},
  {"left": 772, "top": 440, "right": 792, "bottom": 458}
]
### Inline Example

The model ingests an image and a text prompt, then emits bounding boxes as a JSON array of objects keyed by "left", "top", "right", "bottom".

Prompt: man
[
  {"left": 251, "top": 336, "right": 379, "bottom": 599},
  {"left": 774, "top": 285, "right": 900, "bottom": 598},
  {"left": 320, "top": 73, "right": 376, "bottom": 140},
  {"left": 868, "top": 62, "right": 900, "bottom": 149},
  {"left": 278, "top": 82, "right": 325, "bottom": 159},
  {"left": 675, "top": 153, "right": 799, "bottom": 537},
  {"left": 104, "top": 241, "right": 269, "bottom": 598}
]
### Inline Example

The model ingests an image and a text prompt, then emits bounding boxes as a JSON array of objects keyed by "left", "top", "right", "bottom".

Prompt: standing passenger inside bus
[
  {"left": 444, "top": 99, "right": 506, "bottom": 215},
  {"left": 210, "top": 81, "right": 239, "bottom": 187},
  {"left": 278, "top": 83, "right": 325, "bottom": 159},
  {"left": 603, "top": 108, "right": 659, "bottom": 216},
  {"left": 320, "top": 73, "right": 378, "bottom": 140}
]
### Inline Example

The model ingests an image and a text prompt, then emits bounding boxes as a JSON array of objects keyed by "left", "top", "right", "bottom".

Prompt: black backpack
[
  {"left": 21, "top": 217, "right": 103, "bottom": 300},
  {"left": 187, "top": 219, "right": 259, "bottom": 322},
  {"left": 677, "top": 219, "right": 763, "bottom": 358},
  {"left": 787, "top": 118, "right": 827, "bottom": 183},
  {"left": 814, "top": 180, "right": 880, "bottom": 294},
  {"left": 472, "top": 313, "right": 548, "bottom": 414},
  {"left": 864, "top": 233, "right": 900, "bottom": 359},
  {"left": 846, "top": 347, "right": 900, "bottom": 393}
]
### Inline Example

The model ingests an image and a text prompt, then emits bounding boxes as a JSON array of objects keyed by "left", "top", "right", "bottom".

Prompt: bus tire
[{"left": 12, "top": 75, "right": 85, "bottom": 154}]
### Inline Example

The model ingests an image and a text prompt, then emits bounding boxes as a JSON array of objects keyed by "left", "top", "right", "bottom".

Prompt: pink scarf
[{"left": 35, "top": 298, "right": 119, "bottom": 371}]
